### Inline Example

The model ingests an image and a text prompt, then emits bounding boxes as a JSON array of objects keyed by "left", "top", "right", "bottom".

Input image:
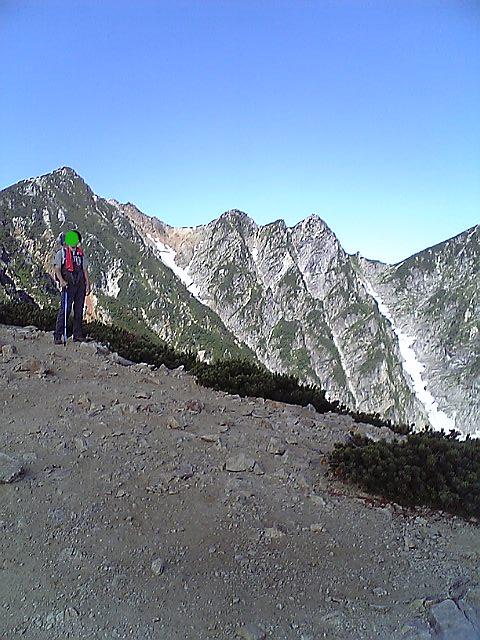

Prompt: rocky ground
[{"left": 0, "top": 323, "right": 479, "bottom": 640}]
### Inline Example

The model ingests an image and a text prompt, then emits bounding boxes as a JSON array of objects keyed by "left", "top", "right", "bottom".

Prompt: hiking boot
[
  {"left": 54, "top": 338, "right": 63, "bottom": 345},
  {"left": 73, "top": 336, "right": 86, "bottom": 342}
]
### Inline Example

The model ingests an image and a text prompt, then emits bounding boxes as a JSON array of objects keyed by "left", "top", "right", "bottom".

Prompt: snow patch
[
  {"left": 144, "top": 233, "right": 203, "bottom": 300},
  {"left": 42, "top": 208, "right": 51, "bottom": 228},
  {"left": 104, "top": 259, "right": 123, "bottom": 297},
  {"left": 278, "top": 252, "right": 293, "bottom": 279},
  {"left": 362, "top": 277, "right": 455, "bottom": 434},
  {"left": 57, "top": 208, "right": 66, "bottom": 223}
]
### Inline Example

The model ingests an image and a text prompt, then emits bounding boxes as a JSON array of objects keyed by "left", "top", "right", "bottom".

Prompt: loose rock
[
  {"left": 0, "top": 452, "right": 24, "bottom": 483},
  {"left": 225, "top": 453, "right": 256, "bottom": 472},
  {"left": 237, "top": 623, "right": 266, "bottom": 640},
  {"left": 267, "top": 437, "right": 286, "bottom": 455},
  {"left": 151, "top": 557, "right": 165, "bottom": 575}
]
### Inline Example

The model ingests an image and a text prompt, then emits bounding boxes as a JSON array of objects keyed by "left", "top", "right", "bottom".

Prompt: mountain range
[{"left": 0, "top": 167, "right": 478, "bottom": 437}]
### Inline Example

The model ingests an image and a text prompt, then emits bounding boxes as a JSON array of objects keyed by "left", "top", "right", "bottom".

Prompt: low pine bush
[
  {"left": 326, "top": 425, "right": 480, "bottom": 521},
  {"left": 0, "top": 301, "right": 57, "bottom": 331},
  {"left": 84, "top": 319, "right": 197, "bottom": 371},
  {"left": 190, "top": 357, "right": 338, "bottom": 413}
]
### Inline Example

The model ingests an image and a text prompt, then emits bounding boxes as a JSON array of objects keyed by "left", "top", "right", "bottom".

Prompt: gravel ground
[{"left": 1, "top": 323, "right": 479, "bottom": 640}]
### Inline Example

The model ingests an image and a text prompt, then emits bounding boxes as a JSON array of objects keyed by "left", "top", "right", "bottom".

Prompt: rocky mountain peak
[
  {"left": 222, "top": 208, "right": 251, "bottom": 218},
  {"left": 52, "top": 166, "right": 80, "bottom": 179}
]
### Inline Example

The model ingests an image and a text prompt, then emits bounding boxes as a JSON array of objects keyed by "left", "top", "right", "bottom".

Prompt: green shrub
[
  {"left": 326, "top": 425, "right": 480, "bottom": 521},
  {"left": 84, "top": 319, "right": 197, "bottom": 370},
  {"left": 190, "top": 357, "right": 337, "bottom": 412},
  {"left": 340, "top": 409, "right": 415, "bottom": 436},
  {"left": 0, "top": 301, "right": 57, "bottom": 331}
]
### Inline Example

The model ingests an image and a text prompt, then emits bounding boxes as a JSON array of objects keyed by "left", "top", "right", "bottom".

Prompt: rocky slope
[
  {"left": 118, "top": 204, "right": 431, "bottom": 430},
  {"left": 1, "top": 167, "right": 478, "bottom": 436},
  {"left": 357, "top": 224, "right": 480, "bottom": 439},
  {"left": 1, "top": 323, "right": 479, "bottom": 640}
]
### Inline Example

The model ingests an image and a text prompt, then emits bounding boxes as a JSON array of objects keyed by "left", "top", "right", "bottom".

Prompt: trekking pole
[{"left": 63, "top": 286, "right": 68, "bottom": 347}]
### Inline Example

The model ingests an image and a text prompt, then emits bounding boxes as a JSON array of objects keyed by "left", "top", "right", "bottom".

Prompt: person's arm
[
  {"left": 54, "top": 261, "right": 67, "bottom": 288},
  {"left": 83, "top": 266, "right": 91, "bottom": 295}
]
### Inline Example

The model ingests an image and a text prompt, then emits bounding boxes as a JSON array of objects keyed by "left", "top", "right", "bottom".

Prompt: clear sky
[{"left": 1, "top": 0, "right": 479, "bottom": 264}]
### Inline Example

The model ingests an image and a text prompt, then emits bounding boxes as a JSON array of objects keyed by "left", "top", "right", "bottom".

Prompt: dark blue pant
[{"left": 54, "top": 277, "right": 86, "bottom": 341}]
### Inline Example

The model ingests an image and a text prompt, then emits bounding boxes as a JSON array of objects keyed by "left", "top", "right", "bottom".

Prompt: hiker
[{"left": 52, "top": 230, "right": 91, "bottom": 344}]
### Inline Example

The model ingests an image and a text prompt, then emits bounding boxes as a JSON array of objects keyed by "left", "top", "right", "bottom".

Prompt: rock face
[
  {"left": 357, "top": 225, "right": 480, "bottom": 439},
  {"left": 1, "top": 167, "right": 478, "bottom": 436},
  {"left": 0, "top": 322, "right": 479, "bottom": 640}
]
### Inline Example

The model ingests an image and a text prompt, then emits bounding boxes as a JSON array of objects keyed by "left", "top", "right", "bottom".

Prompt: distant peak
[
  {"left": 222, "top": 209, "right": 251, "bottom": 218},
  {"left": 305, "top": 213, "right": 326, "bottom": 224},
  {"left": 52, "top": 166, "right": 81, "bottom": 178},
  {"left": 215, "top": 209, "right": 257, "bottom": 228},
  {"left": 295, "top": 212, "right": 332, "bottom": 231}
]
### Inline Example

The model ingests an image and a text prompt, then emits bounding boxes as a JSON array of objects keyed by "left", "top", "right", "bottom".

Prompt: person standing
[{"left": 53, "top": 229, "right": 91, "bottom": 344}]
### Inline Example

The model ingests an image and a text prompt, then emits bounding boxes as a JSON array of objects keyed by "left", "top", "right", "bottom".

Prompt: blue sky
[{"left": 1, "top": 0, "right": 479, "bottom": 263}]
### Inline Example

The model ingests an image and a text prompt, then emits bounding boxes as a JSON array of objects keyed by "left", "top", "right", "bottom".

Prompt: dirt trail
[{"left": 1, "top": 324, "right": 479, "bottom": 640}]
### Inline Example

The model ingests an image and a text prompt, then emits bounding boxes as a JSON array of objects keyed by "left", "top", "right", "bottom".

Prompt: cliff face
[
  {"left": 357, "top": 225, "right": 480, "bottom": 438},
  {"left": 1, "top": 167, "right": 478, "bottom": 436}
]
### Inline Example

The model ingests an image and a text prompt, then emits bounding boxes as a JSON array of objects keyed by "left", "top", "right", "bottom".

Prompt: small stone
[
  {"left": 225, "top": 453, "right": 256, "bottom": 472},
  {"left": 237, "top": 623, "right": 266, "bottom": 640},
  {"left": 305, "top": 403, "right": 316, "bottom": 412},
  {"left": 74, "top": 437, "right": 88, "bottom": 452},
  {"left": 157, "top": 363, "right": 170, "bottom": 375},
  {"left": 404, "top": 535, "right": 416, "bottom": 550},
  {"left": 200, "top": 433, "right": 221, "bottom": 442},
  {"left": 0, "top": 452, "right": 24, "bottom": 483},
  {"left": 373, "top": 587, "right": 388, "bottom": 596},
  {"left": 166, "top": 416, "right": 182, "bottom": 430},
  {"left": 185, "top": 398, "right": 204, "bottom": 413},
  {"left": 151, "top": 558, "right": 165, "bottom": 575},
  {"left": 252, "top": 461, "right": 265, "bottom": 475},
  {"left": 264, "top": 526, "right": 286, "bottom": 540},
  {"left": 22, "top": 452, "right": 38, "bottom": 463},
  {"left": 170, "top": 364, "right": 186, "bottom": 377},
  {"left": 267, "top": 437, "right": 286, "bottom": 455},
  {"left": 87, "top": 403, "right": 105, "bottom": 417},
  {"left": 309, "top": 493, "right": 326, "bottom": 507},
  {"left": 1, "top": 344, "right": 17, "bottom": 361},
  {"left": 79, "top": 341, "right": 99, "bottom": 354},
  {"left": 259, "top": 419, "right": 272, "bottom": 429},
  {"left": 310, "top": 523, "right": 325, "bottom": 533},
  {"left": 76, "top": 393, "right": 91, "bottom": 407},
  {"left": 15, "top": 356, "right": 45, "bottom": 373},
  {"left": 172, "top": 463, "right": 194, "bottom": 479},
  {"left": 110, "top": 352, "right": 134, "bottom": 366}
]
